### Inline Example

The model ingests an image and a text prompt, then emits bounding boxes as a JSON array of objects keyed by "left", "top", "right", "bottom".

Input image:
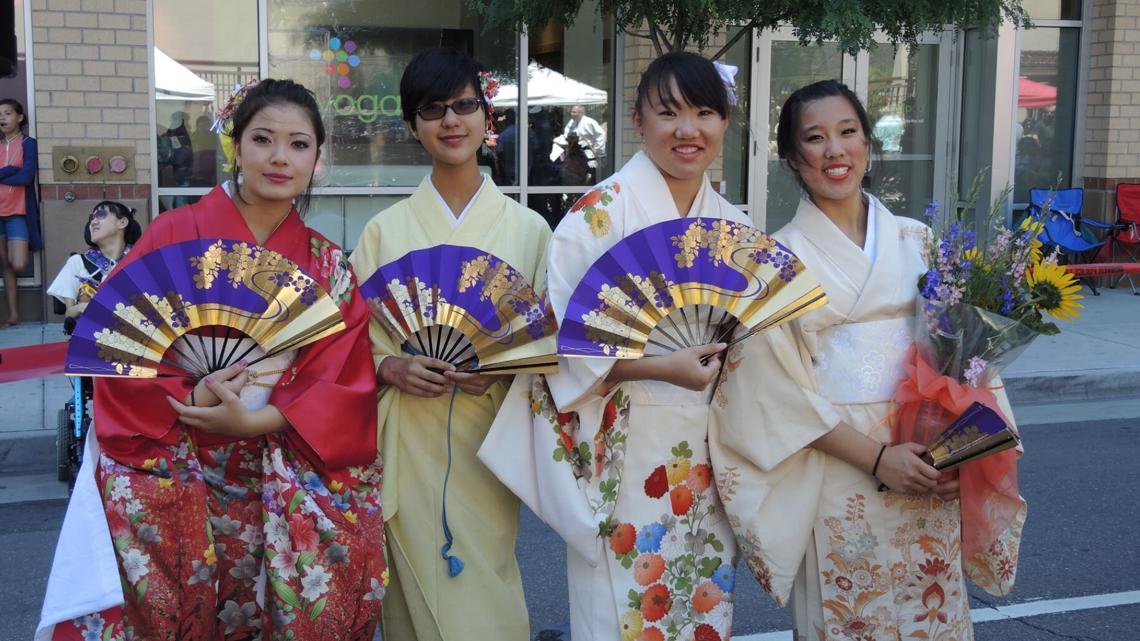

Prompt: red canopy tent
[{"left": 1018, "top": 77, "right": 1057, "bottom": 108}]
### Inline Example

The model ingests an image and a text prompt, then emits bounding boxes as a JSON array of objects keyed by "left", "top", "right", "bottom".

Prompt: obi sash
[{"left": 812, "top": 316, "right": 914, "bottom": 404}]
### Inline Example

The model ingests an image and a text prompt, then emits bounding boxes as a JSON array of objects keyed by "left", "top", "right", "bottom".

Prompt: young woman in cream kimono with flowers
[
  {"left": 709, "top": 80, "right": 1024, "bottom": 641},
  {"left": 348, "top": 48, "right": 551, "bottom": 641},
  {"left": 481, "top": 52, "right": 743, "bottom": 641}
]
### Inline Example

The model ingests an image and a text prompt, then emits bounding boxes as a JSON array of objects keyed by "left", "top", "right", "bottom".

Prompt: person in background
[
  {"left": 46, "top": 200, "right": 141, "bottom": 334},
  {"left": 0, "top": 98, "right": 41, "bottom": 328}
]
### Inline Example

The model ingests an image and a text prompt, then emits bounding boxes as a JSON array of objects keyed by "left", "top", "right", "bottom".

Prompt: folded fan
[
  {"left": 558, "top": 217, "right": 828, "bottom": 358},
  {"left": 924, "top": 402, "right": 1020, "bottom": 471},
  {"left": 66, "top": 239, "right": 346, "bottom": 378},
  {"left": 359, "top": 244, "right": 558, "bottom": 375}
]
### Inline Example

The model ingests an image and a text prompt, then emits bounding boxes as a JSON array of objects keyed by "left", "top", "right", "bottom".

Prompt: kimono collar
[
  {"left": 623, "top": 151, "right": 719, "bottom": 221},
  {"left": 788, "top": 194, "right": 903, "bottom": 318},
  {"left": 406, "top": 174, "right": 509, "bottom": 245},
  {"left": 193, "top": 185, "right": 308, "bottom": 256}
]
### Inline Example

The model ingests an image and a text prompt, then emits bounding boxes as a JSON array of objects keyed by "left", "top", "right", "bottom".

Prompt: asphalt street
[{"left": 2, "top": 415, "right": 1137, "bottom": 641}]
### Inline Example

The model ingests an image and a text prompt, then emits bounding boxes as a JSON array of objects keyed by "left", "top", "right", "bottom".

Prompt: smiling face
[
  {"left": 633, "top": 77, "right": 728, "bottom": 193},
  {"left": 0, "top": 104, "right": 23, "bottom": 137},
  {"left": 233, "top": 102, "right": 320, "bottom": 207},
  {"left": 410, "top": 84, "right": 485, "bottom": 170},
  {"left": 787, "top": 95, "right": 869, "bottom": 210}
]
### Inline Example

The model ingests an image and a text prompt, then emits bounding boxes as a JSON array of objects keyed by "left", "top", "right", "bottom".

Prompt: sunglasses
[
  {"left": 415, "top": 97, "right": 483, "bottom": 121},
  {"left": 89, "top": 209, "right": 112, "bottom": 222}
]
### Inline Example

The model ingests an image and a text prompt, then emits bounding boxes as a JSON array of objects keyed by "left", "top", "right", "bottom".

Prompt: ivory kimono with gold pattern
[
  {"left": 710, "top": 196, "right": 1025, "bottom": 641},
  {"left": 481, "top": 152, "right": 746, "bottom": 641}
]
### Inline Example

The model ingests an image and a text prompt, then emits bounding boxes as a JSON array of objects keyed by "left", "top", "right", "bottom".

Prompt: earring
[{"left": 866, "top": 155, "right": 873, "bottom": 175}]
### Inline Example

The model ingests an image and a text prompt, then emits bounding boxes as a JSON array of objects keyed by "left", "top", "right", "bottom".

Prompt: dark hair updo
[
  {"left": 228, "top": 78, "right": 325, "bottom": 215},
  {"left": 776, "top": 79, "right": 876, "bottom": 192},
  {"left": 634, "top": 51, "right": 730, "bottom": 120},
  {"left": 85, "top": 200, "right": 142, "bottom": 248},
  {"left": 400, "top": 47, "right": 488, "bottom": 131}
]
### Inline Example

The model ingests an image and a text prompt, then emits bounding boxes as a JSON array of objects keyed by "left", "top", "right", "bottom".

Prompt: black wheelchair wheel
[{"left": 57, "top": 405, "right": 73, "bottom": 483}]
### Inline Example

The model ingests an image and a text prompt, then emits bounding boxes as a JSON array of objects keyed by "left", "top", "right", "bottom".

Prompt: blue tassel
[{"left": 439, "top": 386, "right": 464, "bottom": 578}]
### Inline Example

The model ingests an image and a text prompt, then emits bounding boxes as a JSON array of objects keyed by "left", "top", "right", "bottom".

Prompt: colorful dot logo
[{"left": 309, "top": 37, "right": 361, "bottom": 89}]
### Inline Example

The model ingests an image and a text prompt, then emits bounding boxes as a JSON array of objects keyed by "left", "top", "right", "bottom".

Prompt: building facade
[{"left": 3, "top": 0, "right": 1131, "bottom": 321}]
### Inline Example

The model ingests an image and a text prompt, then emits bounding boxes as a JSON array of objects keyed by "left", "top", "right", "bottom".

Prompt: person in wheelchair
[
  {"left": 46, "top": 200, "right": 139, "bottom": 484},
  {"left": 47, "top": 200, "right": 140, "bottom": 335}
]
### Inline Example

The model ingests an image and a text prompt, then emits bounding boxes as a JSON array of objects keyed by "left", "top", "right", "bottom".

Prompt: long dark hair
[
  {"left": 84, "top": 200, "right": 141, "bottom": 248},
  {"left": 228, "top": 79, "right": 325, "bottom": 216},
  {"left": 0, "top": 98, "right": 27, "bottom": 131},
  {"left": 634, "top": 51, "right": 730, "bottom": 119},
  {"left": 776, "top": 79, "right": 876, "bottom": 192}
]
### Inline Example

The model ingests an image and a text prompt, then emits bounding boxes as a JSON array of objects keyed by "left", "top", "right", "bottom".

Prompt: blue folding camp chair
[{"left": 1028, "top": 187, "right": 1105, "bottom": 294}]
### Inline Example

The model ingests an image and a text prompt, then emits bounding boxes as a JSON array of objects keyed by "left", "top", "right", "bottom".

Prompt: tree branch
[{"left": 710, "top": 21, "right": 758, "bottom": 61}]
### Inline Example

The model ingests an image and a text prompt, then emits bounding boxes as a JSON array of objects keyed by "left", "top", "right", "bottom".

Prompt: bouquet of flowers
[{"left": 892, "top": 178, "right": 1083, "bottom": 594}]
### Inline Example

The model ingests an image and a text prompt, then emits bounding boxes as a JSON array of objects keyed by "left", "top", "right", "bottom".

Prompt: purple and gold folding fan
[
  {"left": 66, "top": 239, "right": 346, "bottom": 378},
  {"left": 924, "top": 402, "right": 1020, "bottom": 470},
  {"left": 558, "top": 217, "right": 827, "bottom": 358},
  {"left": 359, "top": 245, "right": 558, "bottom": 375}
]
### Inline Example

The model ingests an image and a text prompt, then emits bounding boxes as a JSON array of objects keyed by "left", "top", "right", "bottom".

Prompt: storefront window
[
  {"left": 765, "top": 42, "right": 845, "bottom": 232},
  {"left": 154, "top": 0, "right": 257, "bottom": 197},
  {"left": 720, "top": 27, "right": 752, "bottom": 208},
  {"left": 867, "top": 44, "right": 939, "bottom": 219},
  {"left": 266, "top": 0, "right": 518, "bottom": 188},
  {"left": 1022, "top": 0, "right": 1081, "bottom": 20},
  {"left": 1013, "top": 27, "right": 1080, "bottom": 204}
]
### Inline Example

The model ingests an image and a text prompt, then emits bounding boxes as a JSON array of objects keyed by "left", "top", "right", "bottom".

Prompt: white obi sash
[{"left": 812, "top": 316, "right": 914, "bottom": 404}]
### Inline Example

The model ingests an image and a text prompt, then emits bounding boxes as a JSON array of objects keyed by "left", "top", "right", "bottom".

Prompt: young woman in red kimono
[{"left": 39, "top": 79, "right": 385, "bottom": 641}]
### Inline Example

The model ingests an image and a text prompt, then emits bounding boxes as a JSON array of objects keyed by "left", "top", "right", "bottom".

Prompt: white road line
[{"left": 736, "top": 590, "right": 1140, "bottom": 641}]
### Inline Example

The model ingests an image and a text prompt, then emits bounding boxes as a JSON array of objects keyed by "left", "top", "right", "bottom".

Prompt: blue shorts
[{"left": 0, "top": 215, "right": 28, "bottom": 241}]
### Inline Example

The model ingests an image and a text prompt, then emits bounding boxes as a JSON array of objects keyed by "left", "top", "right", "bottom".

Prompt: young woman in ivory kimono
[
  {"left": 709, "top": 80, "right": 1024, "bottom": 640},
  {"left": 479, "top": 51, "right": 744, "bottom": 641},
  {"left": 37, "top": 79, "right": 385, "bottom": 641},
  {"left": 347, "top": 47, "right": 551, "bottom": 641}
]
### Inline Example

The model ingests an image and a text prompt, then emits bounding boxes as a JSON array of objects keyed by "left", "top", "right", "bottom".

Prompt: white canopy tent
[
  {"left": 493, "top": 62, "right": 608, "bottom": 108},
  {"left": 155, "top": 48, "right": 215, "bottom": 102}
]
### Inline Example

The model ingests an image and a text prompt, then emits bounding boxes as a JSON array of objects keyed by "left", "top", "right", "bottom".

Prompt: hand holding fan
[
  {"left": 359, "top": 244, "right": 558, "bottom": 375},
  {"left": 924, "top": 402, "right": 1020, "bottom": 471},
  {"left": 66, "top": 239, "right": 346, "bottom": 379},
  {"left": 558, "top": 217, "right": 827, "bottom": 360}
]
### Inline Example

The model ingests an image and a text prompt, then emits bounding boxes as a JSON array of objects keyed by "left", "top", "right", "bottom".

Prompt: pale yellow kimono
[
  {"left": 481, "top": 152, "right": 744, "bottom": 641},
  {"left": 710, "top": 196, "right": 1025, "bottom": 641},
  {"left": 348, "top": 176, "right": 551, "bottom": 641}
]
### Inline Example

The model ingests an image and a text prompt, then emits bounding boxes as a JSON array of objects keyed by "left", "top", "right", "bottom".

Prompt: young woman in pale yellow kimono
[
  {"left": 480, "top": 52, "right": 743, "bottom": 641},
  {"left": 710, "top": 80, "right": 1024, "bottom": 641},
  {"left": 347, "top": 48, "right": 551, "bottom": 641}
]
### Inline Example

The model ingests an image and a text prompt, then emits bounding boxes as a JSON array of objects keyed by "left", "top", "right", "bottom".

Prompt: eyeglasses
[
  {"left": 415, "top": 98, "right": 483, "bottom": 121},
  {"left": 88, "top": 209, "right": 112, "bottom": 222}
]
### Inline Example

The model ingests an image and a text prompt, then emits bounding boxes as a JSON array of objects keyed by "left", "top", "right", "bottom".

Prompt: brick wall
[
  {"left": 1083, "top": 0, "right": 1140, "bottom": 218},
  {"left": 30, "top": 0, "right": 151, "bottom": 190}
]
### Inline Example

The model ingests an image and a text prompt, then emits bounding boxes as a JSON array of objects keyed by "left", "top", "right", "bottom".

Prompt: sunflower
[
  {"left": 1026, "top": 261, "right": 1083, "bottom": 320},
  {"left": 1019, "top": 216, "right": 1046, "bottom": 262}
]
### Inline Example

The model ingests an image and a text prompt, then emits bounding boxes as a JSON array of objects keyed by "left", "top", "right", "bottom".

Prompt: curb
[{"left": 1004, "top": 369, "right": 1140, "bottom": 405}]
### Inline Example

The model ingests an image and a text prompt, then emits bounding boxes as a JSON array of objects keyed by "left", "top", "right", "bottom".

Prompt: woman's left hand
[
  {"left": 933, "top": 468, "right": 961, "bottom": 501},
  {"left": 166, "top": 375, "right": 287, "bottom": 438},
  {"left": 445, "top": 371, "right": 511, "bottom": 396}
]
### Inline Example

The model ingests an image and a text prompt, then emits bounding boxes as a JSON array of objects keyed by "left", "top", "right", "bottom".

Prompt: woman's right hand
[
  {"left": 658, "top": 343, "right": 725, "bottom": 391},
  {"left": 379, "top": 355, "right": 455, "bottom": 398},
  {"left": 875, "top": 442, "right": 940, "bottom": 494}
]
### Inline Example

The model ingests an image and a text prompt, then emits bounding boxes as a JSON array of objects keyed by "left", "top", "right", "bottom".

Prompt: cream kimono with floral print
[
  {"left": 709, "top": 196, "right": 1025, "bottom": 641},
  {"left": 481, "top": 152, "right": 745, "bottom": 641}
]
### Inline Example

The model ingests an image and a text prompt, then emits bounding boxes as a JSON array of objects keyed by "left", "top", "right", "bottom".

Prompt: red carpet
[{"left": 0, "top": 341, "right": 69, "bottom": 384}]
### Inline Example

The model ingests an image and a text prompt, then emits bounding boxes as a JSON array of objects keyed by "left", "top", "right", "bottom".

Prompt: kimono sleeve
[
  {"left": 713, "top": 320, "right": 841, "bottom": 472},
  {"left": 270, "top": 263, "right": 378, "bottom": 469},
  {"left": 347, "top": 216, "right": 402, "bottom": 372},
  {"left": 93, "top": 214, "right": 196, "bottom": 454}
]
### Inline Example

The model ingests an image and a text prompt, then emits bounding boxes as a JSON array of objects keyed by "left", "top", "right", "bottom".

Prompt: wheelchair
[{"left": 54, "top": 299, "right": 92, "bottom": 490}]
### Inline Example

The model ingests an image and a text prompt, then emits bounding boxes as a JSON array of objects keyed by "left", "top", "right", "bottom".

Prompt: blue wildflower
[
  {"left": 635, "top": 522, "right": 666, "bottom": 553},
  {"left": 922, "top": 200, "right": 941, "bottom": 220},
  {"left": 921, "top": 269, "right": 941, "bottom": 299},
  {"left": 963, "top": 229, "right": 976, "bottom": 250},
  {"left": 1000, "top": 288, "right": 1015, "bottom": 315},
  {"left": 712, "top": 563, "right": 736, "bottom": 592}
]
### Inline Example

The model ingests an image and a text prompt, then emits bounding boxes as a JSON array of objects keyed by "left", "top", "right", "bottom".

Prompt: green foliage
[{"left": 467, "top": 0, "right": 1030, "bottom": 58}]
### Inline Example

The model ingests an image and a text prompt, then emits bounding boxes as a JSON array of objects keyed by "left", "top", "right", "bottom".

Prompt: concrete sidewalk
[{"left": 1, "top": 288, "right": 1138, "bottom": 501}]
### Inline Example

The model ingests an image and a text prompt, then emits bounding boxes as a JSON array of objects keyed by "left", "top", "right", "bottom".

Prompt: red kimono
[{"left": 56, "top": 187, "right": 385, "bottom": 641}]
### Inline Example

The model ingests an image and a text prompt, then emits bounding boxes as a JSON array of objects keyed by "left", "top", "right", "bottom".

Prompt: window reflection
[
  {"left": 1014, "top": 28, "right": 1080, "bottom": 203},
  {"left": 266, "top": 1, "right": 518, "bottom": 188},
  {"left": 528, "top": 192, "right": 587, "bottom": 230}
]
